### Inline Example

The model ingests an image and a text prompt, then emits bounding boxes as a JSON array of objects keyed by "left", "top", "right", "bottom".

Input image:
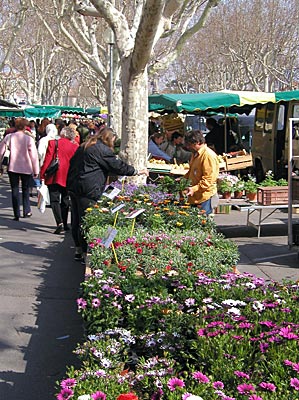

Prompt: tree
[{"left": 72, "top": 0, "right": 220, "bottom": 176}]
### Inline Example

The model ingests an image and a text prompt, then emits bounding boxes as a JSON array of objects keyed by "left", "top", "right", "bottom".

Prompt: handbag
[
  {"left": 37, "top": 181, "right": 50, "bottom": 213},
  {"left": 1, "top": 135, "right": 11, "bottom": 166},
  {"left": 45, "top": 140, "right": 59, "bottom": 177}
]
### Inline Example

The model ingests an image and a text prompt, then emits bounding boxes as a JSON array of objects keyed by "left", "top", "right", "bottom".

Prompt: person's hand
[
  {"left": 185, "top": 187, "right": 194, "bottom": 196},
  {"left": 138, "top": 168, "right": 149, "bottom": 177},
  {"left": 33, "top": 174, "right": 39, "bottom": 179}
]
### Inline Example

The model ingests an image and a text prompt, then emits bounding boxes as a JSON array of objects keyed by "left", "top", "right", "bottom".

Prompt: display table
[{"left": 234, "top": 203, "right": 299, "bottom": 238}]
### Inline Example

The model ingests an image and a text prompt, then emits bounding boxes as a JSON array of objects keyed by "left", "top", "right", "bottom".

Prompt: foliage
[{"left": 259, "top": 170, "right": 288, "bottom": 187}]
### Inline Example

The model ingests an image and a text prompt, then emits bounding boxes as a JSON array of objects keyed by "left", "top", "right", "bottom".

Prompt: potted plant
[
  {"left": 232, "top": 179, "right": 245, "bottom": 199},
  {"left": 243, "top": 175, "right": 258, "bottom": 201},
  {"left": 217, "top": 173, "right": 238, "bottom": 199}
]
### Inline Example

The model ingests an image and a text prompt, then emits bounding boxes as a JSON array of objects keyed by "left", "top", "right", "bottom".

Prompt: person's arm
[{"left": 148, "top": 140, "right": 172, "bottom": 162}]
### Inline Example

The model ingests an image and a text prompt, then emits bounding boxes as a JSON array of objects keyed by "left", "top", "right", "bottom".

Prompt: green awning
[
  {"left": 149, "top": 90, "right": 299, "bottom": 114},
  {"left": 0, "top": 108, "right": 24, "bottom": 117},
  {"left": 24, "top": 107, "right": 61, "bottom": 119},
  {"left": 86, "top": 107, "right": 101, "bottom": 114},
  {"left": 30, "top": 105, "right": 85, "bottom": 113}
]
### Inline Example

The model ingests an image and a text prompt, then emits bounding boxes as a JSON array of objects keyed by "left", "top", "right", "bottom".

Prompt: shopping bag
[{"left": 37, "top": 182, "right": 50, "bottom": 213}]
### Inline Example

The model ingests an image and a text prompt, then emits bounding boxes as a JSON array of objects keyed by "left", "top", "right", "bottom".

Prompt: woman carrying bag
[
  {"left": 40, "top": 126, "right": 78, "bottom": 234},
  {"left": 0, "top": 118, "right": 39, "bottom": 221}
]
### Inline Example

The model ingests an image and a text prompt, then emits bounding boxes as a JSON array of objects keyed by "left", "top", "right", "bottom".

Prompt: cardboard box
[{"left": 257, "top": 186, "right": 288, "bottom": 205}]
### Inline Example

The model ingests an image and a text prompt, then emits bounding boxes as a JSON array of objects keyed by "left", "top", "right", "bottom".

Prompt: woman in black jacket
[{"left": 67, "top": 127, "right": 148, "bottom": 264}]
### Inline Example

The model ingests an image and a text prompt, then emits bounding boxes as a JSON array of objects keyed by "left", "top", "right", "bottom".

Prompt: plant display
[{"left": 58, "top": 271, "right": 299, "bottom": 400}]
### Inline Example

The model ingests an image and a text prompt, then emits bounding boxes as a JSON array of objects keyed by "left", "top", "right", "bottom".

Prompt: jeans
[
  {"left": 69, "top": 192, "right": 96, "bottom": 253},
  {"left": 8, "top": 172, "right": 31, "bottom": 218},
  {"left": 48, "top": 184, "right": 70, "bottom": 227},
  {"left": 197, "top": 198, "right": 213, "bottom": 215}
]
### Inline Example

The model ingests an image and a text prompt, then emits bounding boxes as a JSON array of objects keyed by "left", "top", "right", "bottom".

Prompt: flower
[
  {"left": 117, "top": 394, "right": 139, "bottom": 400},
  {"left": 290, "top": 377, "right": 299, "bottom": 390},
  {"left": 259, "top": 382, "right": 276, "bottom": 391},
  {"left": 237, "top": 383, "right": 255, "bottom": 394},
  {"left": 167, "top": 377, "right": 185, "bottom": 391},
  {"left": 192, "top": 371, "right": 210, "bottom": 383},
  {"left": 91, "top": 391, "right": 106, "bottom": 400},
  {"left": 57, "top": 388, "right": 74, "bottom": 400}
]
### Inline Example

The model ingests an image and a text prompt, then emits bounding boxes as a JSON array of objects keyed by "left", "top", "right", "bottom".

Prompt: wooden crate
[
  {"left": 257, "top": 186, "right": 288, "bottom": 205},
  {"left": 225, "top": 154, "right": 253, "bottom": 171},
  {"left": 214, "top": 204, "right": 231, "bottom": 214}
]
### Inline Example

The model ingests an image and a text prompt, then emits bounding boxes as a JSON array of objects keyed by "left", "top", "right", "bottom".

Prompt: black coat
[{"left": 67, "top": 141, "right": 136, "bottom": 200}]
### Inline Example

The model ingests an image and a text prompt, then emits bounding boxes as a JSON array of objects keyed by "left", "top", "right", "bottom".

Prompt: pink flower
[
  {"left": 290, "top": 377, "right": 299, "bottom": 390},
  {"left": 92, "top": 298, "right": 101, "bottom": 308},
  {"left": 91, "top": 391, "right": 106, "bottom": 400},
  {"left": 167, "top": 377, "right": 185, "bottom": 391},
  {"left": 249, "top": 396, "right": 263, "bottom": 400},
  {"left": 192, "top": 371, "right": 210, "bottom": 383},
  {"left": 76, "top": 298, "right": 87, "bottom": 310},
  {"left": 213, "top": 381, "right": 224, "bottom": 389},
  {"left": 60, "top": 378, "right": 76, "bottom": 389},
  {"left": 259, "top": 382, "right": 276, "bottom": 392},
  {"left": 57, "top": 388, "right": 74, "bottom": 400},
  {"left": 237, "top": 383, "right": 255, "bottom": 394}
]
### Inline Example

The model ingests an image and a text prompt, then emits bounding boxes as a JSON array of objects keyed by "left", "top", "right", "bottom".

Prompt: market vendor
[
  {"left": 148, "top": 131, "right": 172, "bottom": 162},
  {"left": 183, "top": 130, "right": 219, "bottom": 215},
  {"left": 160, "top": 131, "right": 191, "bottom": 164}
]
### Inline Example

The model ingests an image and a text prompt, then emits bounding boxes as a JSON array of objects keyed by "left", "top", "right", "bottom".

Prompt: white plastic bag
[{"left": 37, "top": 182, "right": 50, "bottom": 213}]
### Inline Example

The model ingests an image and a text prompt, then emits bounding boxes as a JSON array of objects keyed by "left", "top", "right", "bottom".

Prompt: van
[{"left": 251, "top": 100, "right": 299, "bottom": 182}]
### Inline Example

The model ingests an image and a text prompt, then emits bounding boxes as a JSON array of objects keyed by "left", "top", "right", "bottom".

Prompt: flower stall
[{"left": 56, "top": 180, "right": 299, "bottom": 400}]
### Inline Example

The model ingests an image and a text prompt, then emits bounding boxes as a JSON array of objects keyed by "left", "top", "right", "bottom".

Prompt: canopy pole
[{"left": 224, "top": 108, "right": 227, "bottom": 153}]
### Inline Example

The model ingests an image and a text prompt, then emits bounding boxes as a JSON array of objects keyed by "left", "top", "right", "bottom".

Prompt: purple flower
[
  {"left": 237, "top": 383, "right": 255, "bottom": 394},
  {"left": 192, "top": 371, "right": 210, "bottom": 383},
  {"left": 57, "top": 388, "right": 74, "bottom": 400},
  {"left": 76, "top": 298, "right": 87, "bottom": 310},
  {"left": 185, "top": 298, "right": 195, "bottom": 306},
  {"left": 290, "top": 377, "right": 299, "bottom": 390},
  {"left": 151, "top": 388, "right": 163, "bottom": 400},
  {"left": 259, "top": 342, "right": 269, "bottom": 353},
  {"left": 259, "top": 382, "right": 276, "bottom": 391},
  {"left": 92, "top": 298, "right": 101, "bottom": 308},
  {"left": 197, "top": 328, "right": 206, "bottom": 336},
  {"left": 60, "top": 378, "right": 77, "bottom": 389},
  {"left": 91, "top": 391, "right": 106, "bottom": 400},
  {"left": 279, "top": 327, "right": 298, "bottom": 339},
  {"left": 293, "top": 363, "right": 299, "bottom": 373},
  {"left": 125, "top": 294, "right": 135, "bottom": 302},
  {"left": 213, "top": 381, "right": 224, "bottom": 389},
  {"left": 234, "top": 371, "right": 250, "bottom": 379},
  {"left": 284, "top": 359, "right": 294, "bottom": 366},
  {"left": 167, "top": 377, "right": 185, "bottom": 391},
  {"left": 249, "top": 396, "right": 263, "bottom": 400}
]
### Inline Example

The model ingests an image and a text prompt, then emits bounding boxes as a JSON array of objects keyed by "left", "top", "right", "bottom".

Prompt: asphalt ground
[
  {"left": 0, "top": 174, "right": 299, "bottom": 400},
  {"left": 0, "top": 174, "right": 85, "bottom": 400}
]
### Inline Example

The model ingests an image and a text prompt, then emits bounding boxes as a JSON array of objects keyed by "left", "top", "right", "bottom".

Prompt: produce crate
[
  {"left": 225, "top": 153, "right": 253, "bottom": 171},
  {"left": 257, "top": 186, "right": 288, "bottom": 205}
]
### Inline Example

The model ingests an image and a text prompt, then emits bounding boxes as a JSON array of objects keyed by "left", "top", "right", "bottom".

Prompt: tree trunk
[{"left": 119, "top": 60, "right": 148, "bottom": 183}]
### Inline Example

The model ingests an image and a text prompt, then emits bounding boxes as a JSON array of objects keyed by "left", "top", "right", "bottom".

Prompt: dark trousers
[
  {"left": 8, "top": 172, "right": 31, "bottom": 218},
  {"left": 48, "top": 184, "right": 70, "bottom": 227},
  {"left": 69, "top": 192, "right": 95, "bottom": 253}
]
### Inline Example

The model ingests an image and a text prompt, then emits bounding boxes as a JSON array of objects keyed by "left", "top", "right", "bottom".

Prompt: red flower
[
  {"left": 117, "top": 394, "right": 139, "bottom": 400},
  {"left": 118, "top": 264, "right": 127, "bottom": 272},
  {"left": 136, "top": 248, "right": 143, "bottom": 254}
]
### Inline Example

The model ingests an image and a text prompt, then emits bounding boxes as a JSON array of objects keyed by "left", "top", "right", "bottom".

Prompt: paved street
[
  {"left": 0, "top": 175, "right": 84, "bottom": 400},
  {"left": 1, "top": 175, "right": 299, "bottom": 400}
]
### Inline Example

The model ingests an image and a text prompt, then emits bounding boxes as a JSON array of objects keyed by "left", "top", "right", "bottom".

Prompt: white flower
[
  {"left": 185, "top": 396, "right": 204, "bottom": 400},
  {"left": 227, "top": 307, "right": 241, "bottom": 315},
  {"left": 78, "top": 395, "right": 91, "bottom": 400},
  {"left": 252, "top": 301, "right": 265, "bottom": 312}
]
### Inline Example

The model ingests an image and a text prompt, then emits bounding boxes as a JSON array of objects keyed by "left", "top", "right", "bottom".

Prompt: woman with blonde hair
[{"left": 67, "top": 127, "right": 148, "bottom": 264}]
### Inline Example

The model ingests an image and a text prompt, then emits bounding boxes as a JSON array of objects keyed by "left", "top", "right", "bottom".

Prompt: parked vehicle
[{"left": 251, "top": 100, "right": 299, "bottom": 182}]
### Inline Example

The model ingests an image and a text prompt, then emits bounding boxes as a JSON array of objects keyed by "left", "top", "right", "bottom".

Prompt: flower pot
[
  {"left": 234, "top": 190, "right": 243, "bottom": 199},
  {"left": 221, "top": 191, "right": 232, "bottom": 200},
  {"left": 246, "top": 191, "right": 257, "bottom": 202}
]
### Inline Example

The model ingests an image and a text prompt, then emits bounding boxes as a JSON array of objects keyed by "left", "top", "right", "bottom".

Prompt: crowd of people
[
  {"left": 0, "top": 114, "right": 236, "bottom": 262},
  {"left": 0, "top": 117, "right": 148, "bottom": 264}
]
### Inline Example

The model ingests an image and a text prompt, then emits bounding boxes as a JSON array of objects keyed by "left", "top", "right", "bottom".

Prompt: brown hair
[
  {"left": 184, "top": 130, "right": 205, "bottom": 145},
  {"left": 83, "top": 127, "right": 115, "bottom": 150},
  {"left": 15, "top": 118, "right": 28, "bottom": 131}
]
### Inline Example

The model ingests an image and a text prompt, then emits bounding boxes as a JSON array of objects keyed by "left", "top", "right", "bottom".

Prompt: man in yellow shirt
[{"left": 183, "top": 130, "right": 219, "bottom": 215}]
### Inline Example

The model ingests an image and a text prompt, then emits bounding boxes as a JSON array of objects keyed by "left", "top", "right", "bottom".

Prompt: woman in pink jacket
[
  {"left": 40, "top": 126, "right": 78, "bottom": 234},
  {"left": 0, "top": 118, "right": 39, "bottom": 220}
]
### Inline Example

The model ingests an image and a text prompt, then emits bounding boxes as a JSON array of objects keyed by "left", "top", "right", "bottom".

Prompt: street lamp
[{"left": 105, "top": 28, "right": 115, "bottom": 128}]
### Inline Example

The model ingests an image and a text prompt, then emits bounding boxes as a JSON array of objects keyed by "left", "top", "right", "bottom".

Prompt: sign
[
  {"left": 110, "top": 203, "right": 125, "bottom": 214},
  {"left": 125, "top": 209, "right": 145, "bottom": 219},
  {"left": 102, "top": 185, "right": 121, "bottom": 200},
  {"left": 102, "top": 226, "right": 118, "bottom": 248}
]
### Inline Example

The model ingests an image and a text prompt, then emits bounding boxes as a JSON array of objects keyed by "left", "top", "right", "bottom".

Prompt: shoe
[
  {"left": 24, "top": 212, "right": 32, "bottom": 218},
  {"left": 54, "top": 224, "right": 63, "bottom": 234},
  {"left": 74, "top": 253, "right": 82, "bottom": 261},
  {"left": 64, "top": 225, "right": 70, "bottom": 231},
  {"left": 13, "top": 217, "right": 19, "bottom": 221}
]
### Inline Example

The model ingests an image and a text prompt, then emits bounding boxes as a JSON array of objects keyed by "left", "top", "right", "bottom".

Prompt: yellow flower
[
  {"left": 86, "top": 207, "right": 93, "bottom": 212},
  {"left": 163, "top": 208, "right": 170, "bottom": 211},
  {"left": 176, "top": 221, "right": 183, "bottom": 226},
  {"left": 154, "top": 214, "right": 161, "bottom": 217}
]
